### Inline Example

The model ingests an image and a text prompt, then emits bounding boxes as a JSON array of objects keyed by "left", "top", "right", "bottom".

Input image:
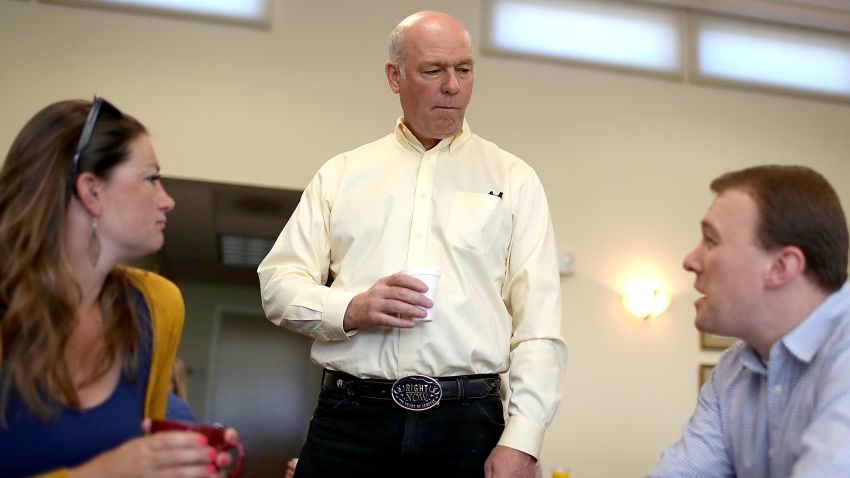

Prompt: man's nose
[
  {"left": 442, "top": 70, "right": 460, "bottom": 94},
  {"left": 683, "top": 246, "right": 701, "bottom": 273}
]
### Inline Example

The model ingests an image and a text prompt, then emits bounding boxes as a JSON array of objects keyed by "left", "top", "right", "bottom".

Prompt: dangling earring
[{"left": 88, "top": 218, "right": 101, "bottom": 267}]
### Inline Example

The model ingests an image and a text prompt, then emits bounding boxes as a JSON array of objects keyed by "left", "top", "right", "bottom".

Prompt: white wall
[{"left": 3, "top": 1, "right": 850, "bottom": 476}]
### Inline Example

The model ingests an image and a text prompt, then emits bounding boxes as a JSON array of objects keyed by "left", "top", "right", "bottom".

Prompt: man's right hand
[{"left": 342, "top": 272, "right": 433, "bottom": 331}]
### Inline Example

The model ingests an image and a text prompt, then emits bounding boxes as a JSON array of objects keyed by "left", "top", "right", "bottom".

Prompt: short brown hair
[{"left": 711, "top": 165, "right": 848, "bottom": 292}]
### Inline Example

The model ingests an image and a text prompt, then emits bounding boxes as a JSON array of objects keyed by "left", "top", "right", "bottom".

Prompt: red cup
[{"left": 150, "top": 419, "right": 245, "bottom": 477}]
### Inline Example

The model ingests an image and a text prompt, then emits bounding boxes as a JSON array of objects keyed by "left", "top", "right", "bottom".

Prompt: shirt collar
[
  {"left": 393, "top": 117, "right": 471, "bottom": 154},
  {"left": 740, "top": 346, "right": 767, "bottom": 375},
  {"left": 779, "top": 282, "right": 850, "bottom": 363},
  {"left": 739, "top": 282, "right": 850, "bottom": 373}
]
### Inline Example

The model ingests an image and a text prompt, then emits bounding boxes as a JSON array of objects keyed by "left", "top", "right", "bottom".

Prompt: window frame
[
  {"left": 687, "top": 12, "right": 850, "bottom": 104},
  {"left": 39, "top": 0, "right": 273, "bottom": 29},
  {"left": 481, "top": 0, "right": 687, "bottom": 82}
]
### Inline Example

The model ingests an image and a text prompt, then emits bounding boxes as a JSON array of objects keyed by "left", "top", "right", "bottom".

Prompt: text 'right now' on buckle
[{"left": 391, "top": 375, "right": 442, "bottom": 411}]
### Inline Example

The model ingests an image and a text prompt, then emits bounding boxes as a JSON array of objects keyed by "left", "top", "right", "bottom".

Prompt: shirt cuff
[
  {"left": 497, "top": 415, "right": 545, "bottom": 460},
  {"left": 323, "top": 289, "right": 359, "bottom": 340}
]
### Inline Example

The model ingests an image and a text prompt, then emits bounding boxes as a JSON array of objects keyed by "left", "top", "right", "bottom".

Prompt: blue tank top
[{"left": 0, "top": 289, "right": 153, "bottom": 477}]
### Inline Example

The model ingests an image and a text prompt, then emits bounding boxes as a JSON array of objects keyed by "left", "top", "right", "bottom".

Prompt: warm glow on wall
[{"left": 622, "top": 278, "right": 670, "bottom": 319}]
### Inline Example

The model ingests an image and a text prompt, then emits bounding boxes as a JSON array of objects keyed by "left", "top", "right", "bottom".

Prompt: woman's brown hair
[{"left": 0, "top": 98, "right": 149, "bottom": 423}]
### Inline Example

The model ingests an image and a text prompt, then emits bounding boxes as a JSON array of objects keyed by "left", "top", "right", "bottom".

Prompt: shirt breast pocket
[{"left": 447, "top": 192, "right": 504, "bottom": 254}]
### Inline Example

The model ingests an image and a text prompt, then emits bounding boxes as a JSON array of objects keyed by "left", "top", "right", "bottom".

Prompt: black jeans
[{"left": 293, "top": 388, "right": 505, "bottom": 477}]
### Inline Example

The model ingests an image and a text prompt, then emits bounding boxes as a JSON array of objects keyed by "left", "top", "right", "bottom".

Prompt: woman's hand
[
  {"left": 218, "top": 426, "right": 241, "bottom": 471},
  {"left": 68, "top": 420, "right": 218, "bottom": 478}
]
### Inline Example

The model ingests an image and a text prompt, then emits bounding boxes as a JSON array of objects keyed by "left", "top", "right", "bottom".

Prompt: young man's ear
[
  {"left": 386, "top": 61, "right": 401, "bottom": 94},
  {"left": 764, "top": 246, "right": 806, "bottom": 288},
  {"left": 74, "top": 172, "right": 103, "bottom": 217}
]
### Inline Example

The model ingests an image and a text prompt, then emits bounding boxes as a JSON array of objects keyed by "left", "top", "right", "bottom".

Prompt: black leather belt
[{"left": 322, "top": 370, "right": 500, "bottom": 410}]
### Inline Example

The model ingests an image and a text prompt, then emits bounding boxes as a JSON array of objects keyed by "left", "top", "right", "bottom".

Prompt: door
[{"left": 206, "top": 312, "right": 321, "bottom": 478}]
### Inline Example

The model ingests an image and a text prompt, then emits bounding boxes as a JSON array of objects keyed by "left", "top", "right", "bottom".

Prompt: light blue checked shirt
[{"left": 650, "top": 282, "right": 850, "bottom": 478}]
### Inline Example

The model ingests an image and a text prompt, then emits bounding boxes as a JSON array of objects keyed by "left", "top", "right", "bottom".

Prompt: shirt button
[
  {"left": 420, "top": 192, "right": 426, "bottom": 198},
  {"left": 774, "top": 385, "right": 783, "bottom": 395},
  {"left": 416, "top": 233, "right": 422, "bottom": 239},
  {"left": 768, "top": 448, "right": 775, "bottom": 457}
]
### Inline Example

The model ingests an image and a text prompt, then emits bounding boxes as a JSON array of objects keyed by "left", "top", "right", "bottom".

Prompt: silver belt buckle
[{"left": 391, "top": 375, "right": 442, "bottom": 411}]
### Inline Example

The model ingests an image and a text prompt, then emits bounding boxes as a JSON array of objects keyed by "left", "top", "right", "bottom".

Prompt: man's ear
[
  {"left": 386, "top": 61, "right": 401, "bottom": 94},
  {"left": 764, "top": 246, "right": 806, "bottom": 288},
  {"left": 75, "top": 172, "right": 103, "bottom": 217}
]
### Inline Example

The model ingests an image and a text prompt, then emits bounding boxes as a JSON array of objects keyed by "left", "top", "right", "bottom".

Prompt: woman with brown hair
[{"left": 0, "top": 97, "right": 237, "bottom": 477}]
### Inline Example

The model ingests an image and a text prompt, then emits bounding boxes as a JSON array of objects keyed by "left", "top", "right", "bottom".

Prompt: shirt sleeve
[
  {"left": 497, "top": 168, "right": 568, "bottom": 459},
  {"left": 166, "top": 394, "right": 199, "bottom": 423},
  {"left": 648, "top": 359, "right": 735, "bottom": 477},
  {"left": 789, "top": 337, "right": 850, "bottom": 476},
  {"left": 257, "top": 157, "right": 357, "bottom": 342}
]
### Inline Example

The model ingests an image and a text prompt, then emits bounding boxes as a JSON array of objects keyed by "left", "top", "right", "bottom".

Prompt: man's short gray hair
[
  {"left": 388, "top": 13, "right": 473, "bottom": 81},
  {"left": 388, "top": 24, "right": 408, "bottom": 79}
]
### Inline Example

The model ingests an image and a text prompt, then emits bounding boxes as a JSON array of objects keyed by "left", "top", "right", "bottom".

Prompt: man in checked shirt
[{"left": 651, "top": 165, "right": 850, "bottom": 477}]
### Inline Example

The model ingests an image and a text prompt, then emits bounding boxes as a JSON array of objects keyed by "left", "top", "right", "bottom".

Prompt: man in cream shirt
[{"left": 259, "top": 10, "right": 566, "bottom": 478}]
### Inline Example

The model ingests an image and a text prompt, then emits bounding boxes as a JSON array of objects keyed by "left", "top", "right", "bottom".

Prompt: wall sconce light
[{"left": 622, "top": 278, "right": 670, "bottom": 320}]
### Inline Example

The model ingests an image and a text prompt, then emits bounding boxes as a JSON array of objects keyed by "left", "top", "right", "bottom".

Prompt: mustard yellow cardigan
[{"left": 0, "top": 268, "right": 185, "bottom": 478}]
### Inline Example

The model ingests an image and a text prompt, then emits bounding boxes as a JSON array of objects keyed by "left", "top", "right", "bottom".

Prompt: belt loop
[{"left": 458, "top": 376, "right": 470, "bottom": 405}]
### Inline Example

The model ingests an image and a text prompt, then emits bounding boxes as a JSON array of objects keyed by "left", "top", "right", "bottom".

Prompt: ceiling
[{"left": 136, "top": 177, "right": 302, "bottom": 286}]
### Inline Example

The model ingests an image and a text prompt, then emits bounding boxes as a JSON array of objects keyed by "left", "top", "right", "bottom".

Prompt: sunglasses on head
[{"left": 70, "top": 95, "right": 104, "bottom": 189}]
